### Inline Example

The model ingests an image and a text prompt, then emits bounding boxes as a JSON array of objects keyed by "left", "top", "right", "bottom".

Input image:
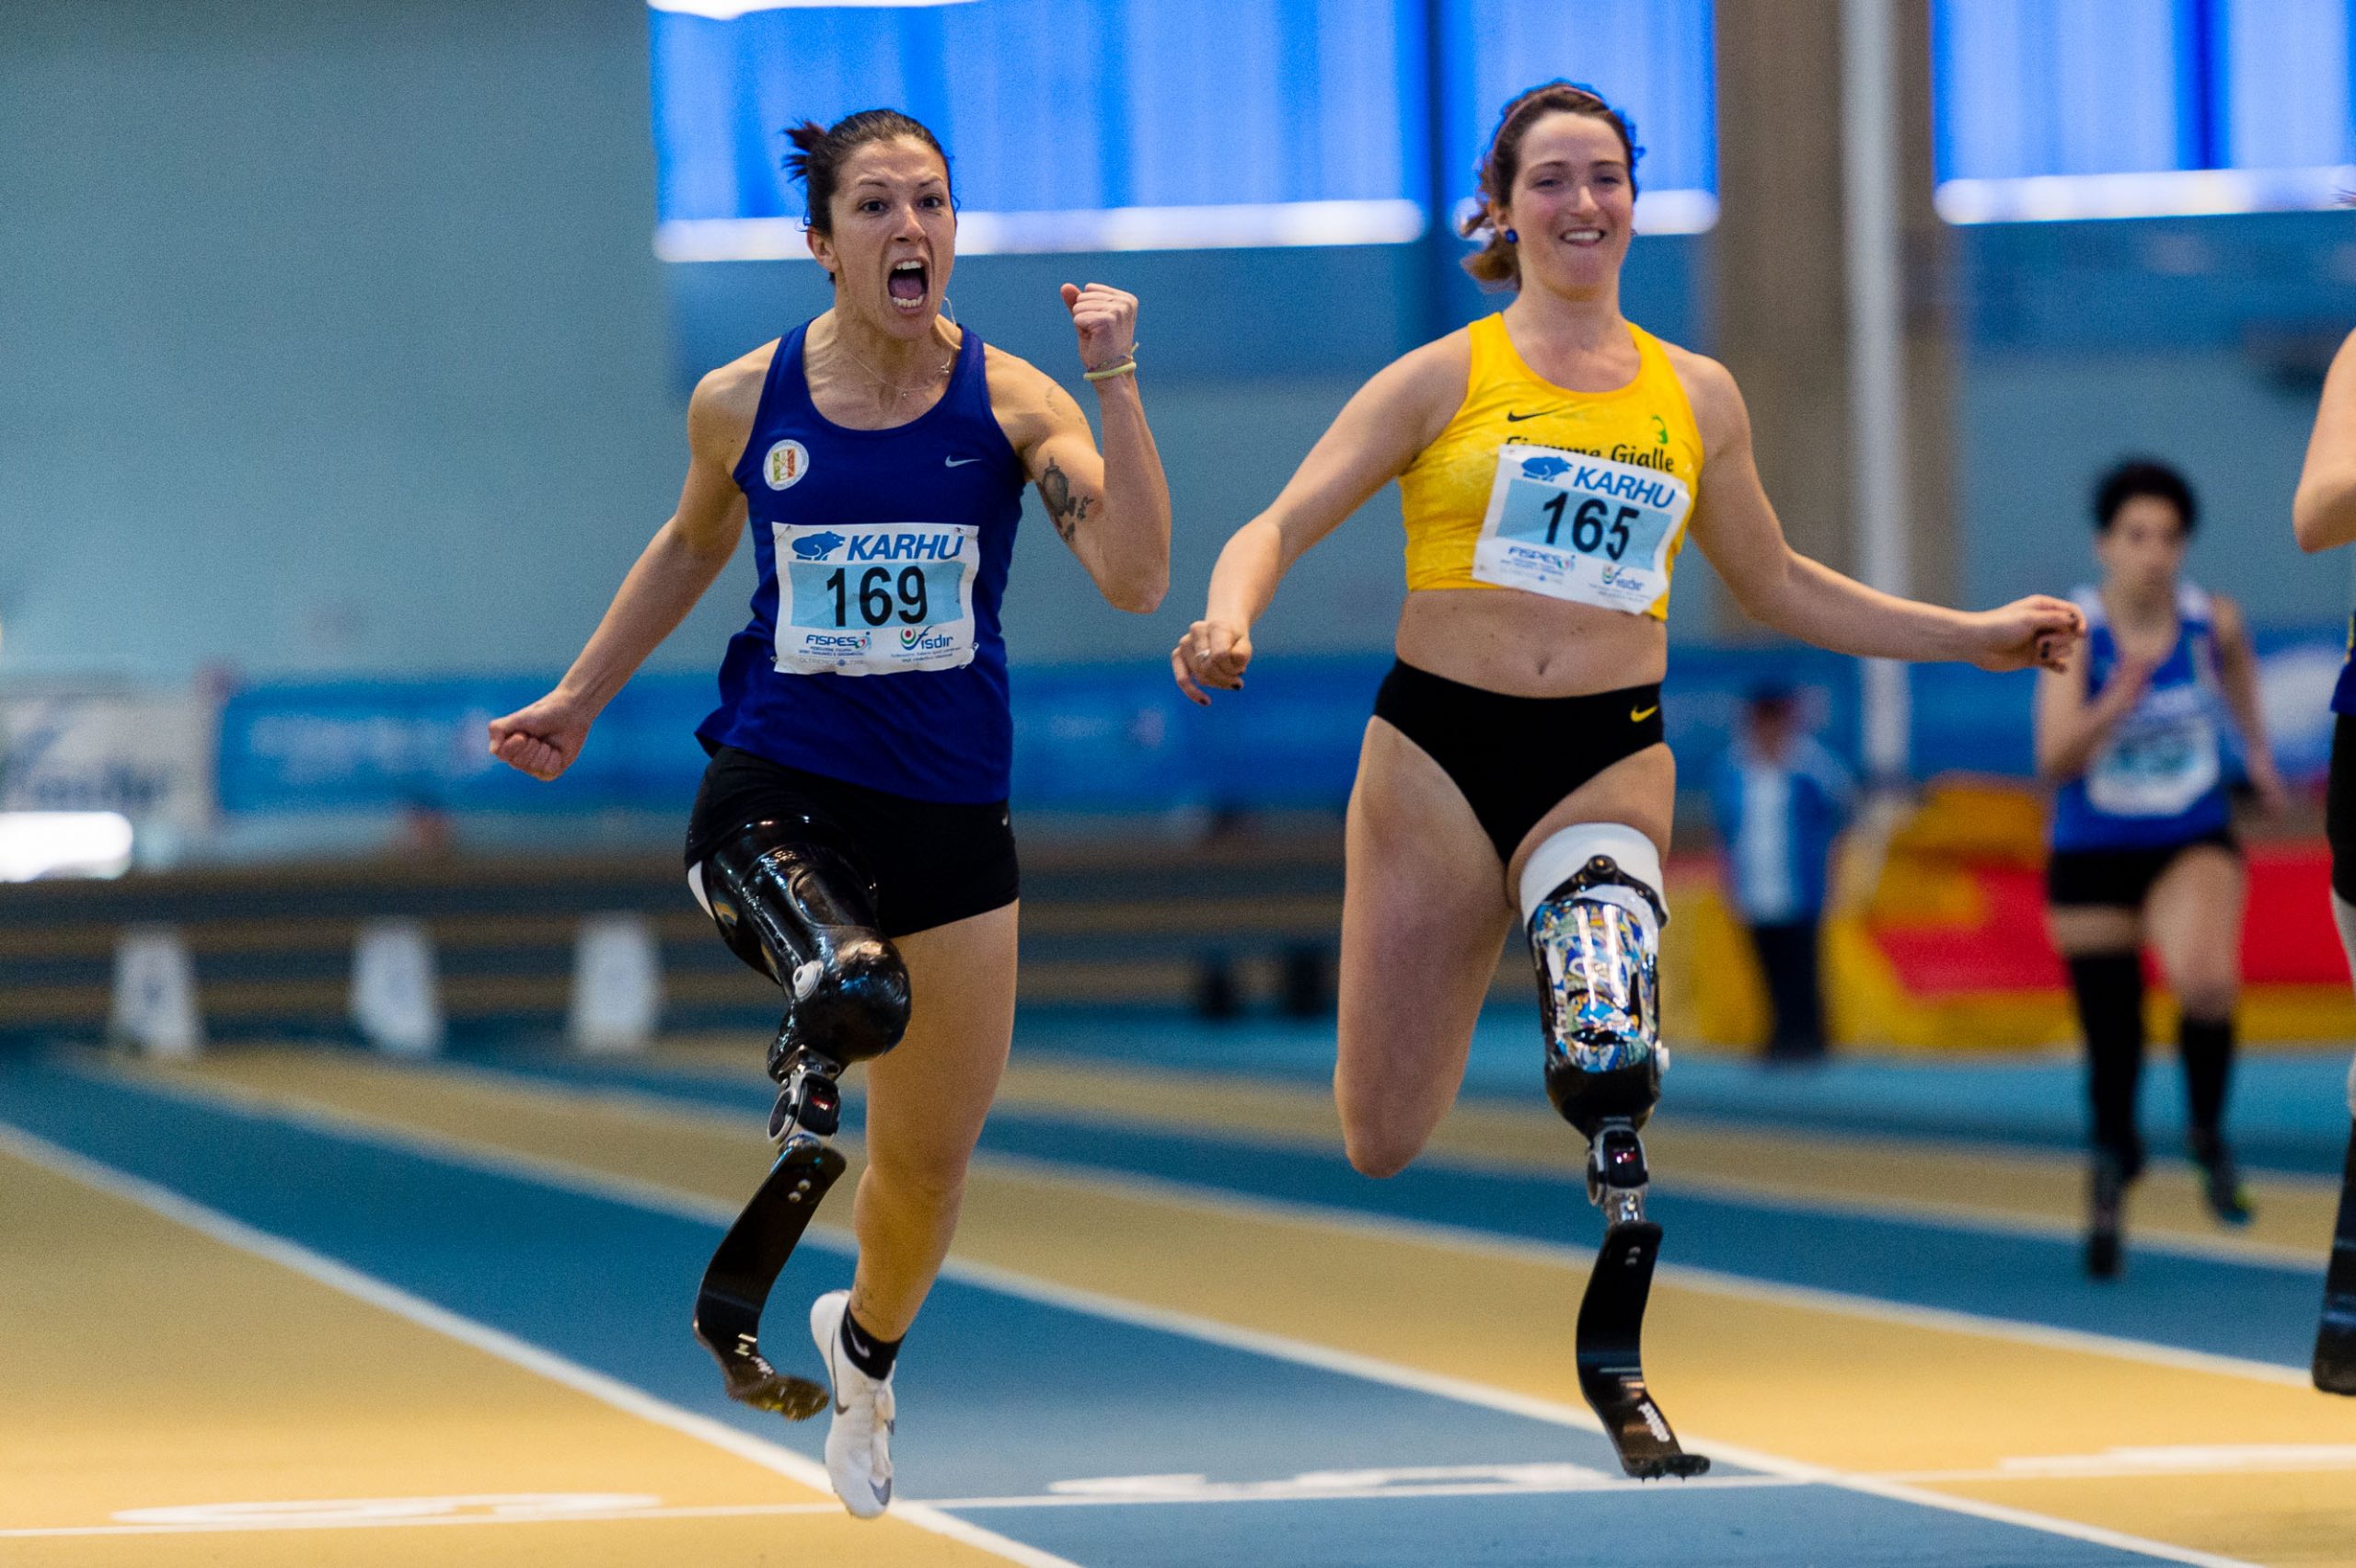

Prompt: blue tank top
[
  {"left": 697, "top": 320, "right": 1026, "bottom": 802},
  {"left": 2050, "top": 583, "right": 2232, "bottom": 852},
  {"left": 2332, "top": 613, "right": 2356, "bottom": 715}
]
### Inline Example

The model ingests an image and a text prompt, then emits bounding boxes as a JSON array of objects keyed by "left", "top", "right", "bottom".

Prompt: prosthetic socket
[
  {"left": 1527, "top": 855, "right": 1667, "bottom": 1143},
  {"left": 699, "top": 817, "right": 911, "bottom": 1138}
]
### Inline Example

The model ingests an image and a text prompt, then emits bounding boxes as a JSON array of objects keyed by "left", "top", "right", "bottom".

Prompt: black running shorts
[{"left": 684, "top": 744, "right": 1018, "bottom": 939}]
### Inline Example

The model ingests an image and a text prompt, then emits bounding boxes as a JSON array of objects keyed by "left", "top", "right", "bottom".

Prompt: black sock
[
  {"left": 2068, "top": 951, "right": 2146, "bottom": 1173},
  {"left": 839, "top": 1306, "right": 903, "bottom": 1381},
  {"left": 2179, "top": 1013, "right": 2236, "bottom": 1151}
]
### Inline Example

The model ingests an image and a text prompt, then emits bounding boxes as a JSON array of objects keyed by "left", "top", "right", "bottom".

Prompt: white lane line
[
  {"left": 973, "top": 1076, "right": 2330, "bottom": 1272},
  {"left": 957, "top": 1145, "right": 2316, "bottom": 1389},
  {"left": 1, "top": 1477, "right": 1819, "bottom": 1539},
  {"left": 481, "top": 1053, "right": 2328, "bottom": 1272},
  {"left": 0, "top": 1503, "right": 844, "bottom": 1541},
  {"left": 75, "top": 1065, "right": 2268, "bottom": 1568},
  {"left": 0, "top": 1120, "right": 1082, "bottom": 1568},
  {"left": 121, "top": 1061, "right": 2307, "bottom": 1389}
]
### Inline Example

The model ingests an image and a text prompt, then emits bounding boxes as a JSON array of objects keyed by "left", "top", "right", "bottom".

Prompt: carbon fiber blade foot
[
  {"left": 693, "top": 1140, "right": 848, "bottom": 1422},
  {"left": 1576, "top": 1220, "right": 1710, "bottom": 1479}
]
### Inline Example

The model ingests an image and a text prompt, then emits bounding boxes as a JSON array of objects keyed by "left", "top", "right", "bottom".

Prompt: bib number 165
[
  {"left": 824, "top": 565, "right": 930, "bottom": 627},
  {"left": 1542, "top": 494, "right": 1639, "bottom": 561}
]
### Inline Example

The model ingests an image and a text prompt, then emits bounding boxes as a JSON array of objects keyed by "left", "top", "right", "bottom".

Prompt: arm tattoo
[{"left": 1039, "top": 457, "right": 1094, "bottom": 544}]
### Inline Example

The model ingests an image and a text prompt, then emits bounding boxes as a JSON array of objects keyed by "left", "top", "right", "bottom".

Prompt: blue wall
[
  {"left": 0, "top": 0, "right": 707, "bottom": 682},
  {"left": 2, "top": 1, "right": 2347, "bottom": 695}
]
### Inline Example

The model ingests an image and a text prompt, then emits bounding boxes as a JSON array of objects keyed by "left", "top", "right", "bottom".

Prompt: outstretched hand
[
  {"left": 1172, "top": 619, "right": 1252, "bottom": 706},
  {"left": 1060, "top": 282, "right": 1138, "bottom": 375},
  {"left": 1966, "top": 594, "right": 2085, "bottom": 674},
  {"left": 487, "top": 691, "right": 592, "bottom": 781}
]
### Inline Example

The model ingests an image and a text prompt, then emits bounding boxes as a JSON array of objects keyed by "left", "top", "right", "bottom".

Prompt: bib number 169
[
  {"left": 1542, "top": 494, "right": 1639, "bottom": 561},
  {"left": 824, "top": 565, "right": 930, "bottom": 627}
]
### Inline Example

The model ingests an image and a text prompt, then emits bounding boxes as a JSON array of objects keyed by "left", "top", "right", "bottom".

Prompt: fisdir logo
[
  {"left": 792, "top": 531, "right": 846, "bottom": 561},
  {"left": 900, "top": 627, "right": 955, "bottom": 653}
]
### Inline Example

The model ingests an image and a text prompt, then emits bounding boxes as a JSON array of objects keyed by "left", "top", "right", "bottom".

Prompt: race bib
[
  {"left": 1471, "top": 444, "right": 1690, "bottom": 615},
  {"left": 2086, "top": 705, "right": 2220, "bottom": 818},
  {"left": 772, "top": 522, "right": 977, "bottom": 675}
]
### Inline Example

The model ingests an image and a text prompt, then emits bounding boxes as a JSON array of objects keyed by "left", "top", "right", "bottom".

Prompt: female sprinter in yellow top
[{"left": 1172, "top": 81, "right": 2082, "bottom": 1474}]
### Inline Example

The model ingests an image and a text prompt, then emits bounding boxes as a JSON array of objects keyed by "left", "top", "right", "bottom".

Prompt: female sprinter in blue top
[
  {"left": 2036, "top": 459, "right": 2284, "bottom": 1279},
  {"left": 488, "top": 110, "right": 1170, "bottom": 1517},
  {"left": 1172, "top": 81, "right": 2081, "bottom": 1476},
  {"left": 2293, "top": 324, "right": 2356, "bottom": 1393}
]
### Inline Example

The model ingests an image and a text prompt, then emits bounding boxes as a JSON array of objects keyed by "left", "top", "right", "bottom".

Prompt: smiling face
[
  {"left": 1495, "top": 110, "right": 1634, "bottom": 295},
  {"left": 2096, "top": 493, "right": 2191, "bottom": 601},
  {"left": 805, "top": 136, "right": 956, "bottom": 338}
]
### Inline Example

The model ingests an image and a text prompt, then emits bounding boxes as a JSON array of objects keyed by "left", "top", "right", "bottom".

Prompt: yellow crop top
[{"left": 1399, "top": 314, "right": 1704, "bottom": 621}]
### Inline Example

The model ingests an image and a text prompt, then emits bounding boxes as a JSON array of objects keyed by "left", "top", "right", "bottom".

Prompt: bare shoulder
[
  {"left": 1350, "top": 328, "right": 1473, "bottom": 452},
  {"left": 687, "top": 340, "right": 777, "bottom": 467},
  {"left": 983, "top": 341, "right": 1084, "bottom": 455},
  {"left": 1654, "top": 337, "right": 1744, "bottom": 445}
]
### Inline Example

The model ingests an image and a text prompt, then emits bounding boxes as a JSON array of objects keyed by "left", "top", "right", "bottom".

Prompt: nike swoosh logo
[
  {"left": 1629, "top": 705, "right": 1658, "bottom": 722},
  {"left": 872, "top": 1480, "right": 892, "bottom": 1506},
  {"left": 1505, "top": 409, "right": 1563, "bottom": 422},
  {"left": 944, "top": 455, "right": 980, "bottom": 467}
]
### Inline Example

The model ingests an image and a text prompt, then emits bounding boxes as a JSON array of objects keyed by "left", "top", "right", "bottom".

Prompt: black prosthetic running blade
[
  {"left": 693, "top": 1140, "right": 848, "bottom": 1422},
  {"left": 2315, "top": 1123, "right": 2356, "bottom": 1396},
  {"left": 1576, "top": 1220, "right": 1710, "bottom": 1478}
]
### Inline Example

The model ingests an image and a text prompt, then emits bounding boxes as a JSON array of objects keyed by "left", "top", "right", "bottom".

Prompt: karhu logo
[{"left": 792, "top": 531, "right": 846, "bottom": 560}]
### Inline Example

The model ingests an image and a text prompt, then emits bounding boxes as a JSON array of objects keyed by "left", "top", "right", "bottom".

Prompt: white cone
[
  {"left": 109, "top": 925, "right": 202, "bottom": 1059},
  {"left": 352, "top": 917, "right": 443, "bottom": 1057},
  {"left": 569, "top": 912, "right": 662, "bottom": 1055}
]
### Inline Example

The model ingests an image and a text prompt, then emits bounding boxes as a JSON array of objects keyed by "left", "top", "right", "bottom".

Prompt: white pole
[{"left": 1842, "top": 0, "right": 1911, "bottom": 781}]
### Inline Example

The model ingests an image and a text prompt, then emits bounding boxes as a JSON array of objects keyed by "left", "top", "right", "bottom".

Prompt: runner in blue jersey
[
  {"left": 2036, "top": 458, "right": 2284, "bottom": 1278},
  {"left": 2293, "top": 326, "right": 2356, "bottom": 1392},
  {"left": 488, "top": 109, "right": 1171, "bottom": 1516}
]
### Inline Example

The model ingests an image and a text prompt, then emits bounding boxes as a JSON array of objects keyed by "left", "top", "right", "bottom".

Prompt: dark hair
[
  {"left": 2092, "top": 457, "right": 2198, "bottom": 536},
  {"left": 1459, "top": 81, "right": 1641, "bottom": 287},
  {"left": 783, "top": 109, "right": 952, "bottom": 238}
]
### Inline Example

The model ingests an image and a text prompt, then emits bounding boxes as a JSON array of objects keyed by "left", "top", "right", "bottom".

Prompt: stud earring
[{"left": 1504, "top": 228, "right": 1519, "bottom": 244}]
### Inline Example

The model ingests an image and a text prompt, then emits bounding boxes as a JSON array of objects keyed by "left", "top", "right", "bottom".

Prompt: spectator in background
[{"left": 1710, "top": 686, "right": 1854, "bottom": 1063}]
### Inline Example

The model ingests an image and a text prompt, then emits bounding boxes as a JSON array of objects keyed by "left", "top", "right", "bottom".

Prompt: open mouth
[
  {"left": 888, "top": 258, "right": 929, "bottom": 309},
  {"left": 1560, "top": 226, "right": 1607, "bottom": 248}
]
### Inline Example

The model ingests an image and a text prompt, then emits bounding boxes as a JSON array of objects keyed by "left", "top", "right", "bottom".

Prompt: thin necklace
[{"left": 830, "top": 326, "right": 953, "bottom": 408}]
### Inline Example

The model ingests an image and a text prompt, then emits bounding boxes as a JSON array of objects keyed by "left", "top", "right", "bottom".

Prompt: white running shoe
[{"left": 810, "top": 1290, "right": 895, "bottom": 1518}]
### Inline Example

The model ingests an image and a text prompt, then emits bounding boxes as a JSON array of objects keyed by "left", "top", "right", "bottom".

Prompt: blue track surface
[
  {"left": 1018, "top": 1015, "right": 2356, "bottom": 1175},
  {"left": 0, "top": 1047, "right": 2197, "bottom": 1567},
  {"left": 477, "top": 1047, "right": 2327, "bottom": 1371}
]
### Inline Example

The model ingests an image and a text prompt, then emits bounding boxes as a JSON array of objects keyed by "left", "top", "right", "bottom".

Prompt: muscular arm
[
  {"left": 1022, "top": 369, "right": 1170, "bottom": 613},
  {"left": 487, "top": 358, "right": 752, "bottom": 779},
  {"left": 2296, "top": 329, "right": 2356, "bottom": 553},
  {"left": 1680, "top": 352, "right": 2078, "bottom": 670},
  {"left": 1174, "top": 339, "right": 1463, "bottom": 701}
]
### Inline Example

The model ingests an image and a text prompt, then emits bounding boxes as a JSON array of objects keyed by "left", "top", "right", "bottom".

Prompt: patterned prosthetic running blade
[
  {"left": 2316, "top": 1124, "right": 2356, "bottom": 1396},
  {"left": 1576, "top": 1220, "right": 1711, "bottom": 1479},
  {"left": 693, "top": 1140, "right": 849, "bottom": 1422}
]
